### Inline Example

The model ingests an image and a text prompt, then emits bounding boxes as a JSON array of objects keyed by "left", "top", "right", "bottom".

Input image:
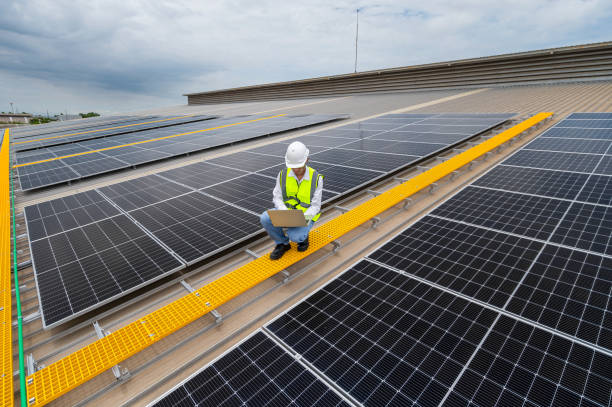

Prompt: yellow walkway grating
[
  {"left": 24, "top": 113, "right": 553, "bottom": 406},
  {"left": 1, "top": 129, "right": 14, "bottom": 406}
]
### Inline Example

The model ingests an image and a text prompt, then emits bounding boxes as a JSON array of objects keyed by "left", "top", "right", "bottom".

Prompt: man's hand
[{"left": 304, "top": 214, "right": 314, "bottom": 222}]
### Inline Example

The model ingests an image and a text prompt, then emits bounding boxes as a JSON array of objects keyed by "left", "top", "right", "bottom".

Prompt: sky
[{"left": 1, "top": 0, "right": 611, "bottom": 115}]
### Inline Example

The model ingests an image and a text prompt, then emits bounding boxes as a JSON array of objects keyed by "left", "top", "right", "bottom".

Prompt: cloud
[{"left": 0, "top": 0, "right": 611, "bottom": 113}]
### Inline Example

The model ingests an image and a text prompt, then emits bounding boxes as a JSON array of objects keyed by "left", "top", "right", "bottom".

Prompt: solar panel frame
[
  {"left": 266, "top": 259, "right": 500, "bottom": 406},
  {"left": 26, "top": 212, "right": 185, "bottom": 329},
  {"left": 472, "top": 165, "right": 590, "bottom": 201},
  {"left": 13, "top": 115, "right": 215, "bottom": 152},
  {"left": 367, "top": 216, "right": 544, "bottom": 308},
  {"left": 524, "top": 137, "right": 611, "bottom": 154},
  {"left": 148, "top": 330, "right": 354, "bottom": 407},
  {"left": 127, "top": 192, "right": 262, "bottom": 265},
  {"left": 443, "top": 314, "right": 612, "bottom": 407},
  {"left": 502, "top": 150, "right": 603, "bottom": 173},
  {"left": 430, "top": 186, "right": 572, "bottom": 241},
  {"left": 16, "top": 114, "right": 346, "bottom": 191}
]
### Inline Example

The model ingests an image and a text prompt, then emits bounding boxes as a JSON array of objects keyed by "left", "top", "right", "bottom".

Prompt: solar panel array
[
  {"left": 154, "top": 112, "right": 611, "bottom": 406},
  {"left": 10, "top": 115, "right": 157, "bottom": 139},
  {"left": 16, "top": 114, "right": 344, "bottom": 191},
  {"left": 152, "top": 331, "right": 352, "bottom": 407},
  {"left": 13, "top": 114, "right": 214, "bottom": 151},
  {"left": 25, "top": 113, "right": 513, "bottom": 328}
]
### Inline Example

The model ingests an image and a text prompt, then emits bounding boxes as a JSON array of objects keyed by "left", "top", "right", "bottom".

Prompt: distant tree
[{"left": 79, "top": 112, "right": 100, "bottom": 118}]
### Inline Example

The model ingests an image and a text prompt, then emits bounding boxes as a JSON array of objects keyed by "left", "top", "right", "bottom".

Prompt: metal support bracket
[
  {"left": 210, "top": 309, "right": 223, "bottom": 323},
  {"left": 370, "top": 217, "right": 381, "bottom": 229},
  {"left": 330, "top": 240, "right": 341, "bottom": 253},
  {"left": 402, "top": 198, "right": 413, "bottom": 210},
  {"left": 393, "top": 175, "right": 409, "bottom": 183},
  {"left": 26, "top": 354, "right": 38, "bottom": 376},
  {"left": 417, "top": 165, "right": 429, "bottom": 173},
  {"left": 17, "top": 233, "right": 27, "bottom": 240},
  {"left": 280, "top": 270, "right": 290, "bottom": 284},
  {"left": 93, "top": 321, "right": 130, "bottom": 380},
  {"left": 18, "top": 260, "right": 32, "bottom": 270},
  {"left": 180, "top": 280, "right": 196, "bottom": 293},
  {"left": 334, "top": 205, "right": 350, "bottom": 213},
  {"left": 244, "top": 248, "right": 259, "bottom": 259},
  {"left": 429, "top": 183, "right": 439, "bottom": 194},
  {"left": 450, "top": 170, "right": 460, "bottom": 181},
  {"left": 366, "top": 189, "right": 382, "bottom": 197}
]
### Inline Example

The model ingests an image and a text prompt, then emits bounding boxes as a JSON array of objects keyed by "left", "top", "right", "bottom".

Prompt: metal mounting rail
[
  {"left": 24, "top": 113, "right": 553, "bottom": 406},
  {"left": 1, "top": 129, "right": 15, "bottom": 406}
]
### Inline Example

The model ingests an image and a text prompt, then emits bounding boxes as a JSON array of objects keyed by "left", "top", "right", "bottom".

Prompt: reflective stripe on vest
[{"left": 279, "top": 167, "right": 322, "bottom": 221}]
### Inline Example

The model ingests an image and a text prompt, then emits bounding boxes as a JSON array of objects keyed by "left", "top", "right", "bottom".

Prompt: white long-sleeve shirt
[{"left": 273, "top": 167, "right": 323, "bottom": 218}]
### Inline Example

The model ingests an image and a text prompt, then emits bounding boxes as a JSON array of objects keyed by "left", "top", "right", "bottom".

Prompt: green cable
[{"left": 9, "top": 133, "right": 27, "bottom": 406}]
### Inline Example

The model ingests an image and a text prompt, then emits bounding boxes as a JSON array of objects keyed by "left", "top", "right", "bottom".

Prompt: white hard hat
[{"left": 285, "top": 141, "right": 309, "bottom": 168}]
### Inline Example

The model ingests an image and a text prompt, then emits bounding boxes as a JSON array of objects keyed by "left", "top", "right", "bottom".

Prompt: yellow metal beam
[
  {"left": 13, "top": 114, "right": 200, "bottom": 145},
  {"left": 13, "top": 114, "right": 286, "bottom": 168},
  {"left": 24, "top": 113, "right": 553, "bottom": 406},
  {"left": 1, "top": 129, "right": 14, "bottom": 406}
]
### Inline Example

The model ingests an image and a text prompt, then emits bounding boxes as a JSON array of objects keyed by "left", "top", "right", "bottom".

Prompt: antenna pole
[{"left": 354, "top": 8, "right": 359, "bottom": 73}]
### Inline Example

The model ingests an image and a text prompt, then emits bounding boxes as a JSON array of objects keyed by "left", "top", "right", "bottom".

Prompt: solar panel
[
  {"left": 267, "top": 260, "right": 499, "bottom": 406},
  {"left": 431, "top": 186, "right": 571, "bottom": 240},
  {"left": 18, "top": 166, "right": 80, "bottom": 191},
  {"left": 70, "top": 157, "right": 129, "bottom": 177},
  {"left": 368, "top": 216, "right": 543, "bottom": 308},
  {"left": 308, "top": 162, "right": 383, "bottom": 194},
  {"left": 506, "top": 245, "right": 611, "bottom": 349},
  {"left": 444, "top": 315, "right": 611, "bottom": 407},
  {"left": 207, "top": 151, "right": 284, "bottom": 173},
  {"left": 128, "top": 192, "right": 261, "bottom": 264},
  {"left": 29, "top": 214, "right": 183, "bottom": 328},
  {"left": 472, "top": 165, "right": 590, "bottom": 200},
  {"left": 24, "top": 190, "right": 120, "bottom": 241},
  {"left": 25, "top": 112, "right": 516, "bottom": 328},
  {"left": 369, "top": 131, "right": 468, "bottom": 144},
  {"left": 567, "top": 112, "right": 612, "bottom": 119},
  {"left": 539, "top": 127, "right": 612, "bottom": 140},
  {"left": 98, "top": 174, "right": 192, "bottom": 211},
  {"left": 16, "top": 114, "right": 344, "bottom": 191},
  {"left": 13, "top": 115, "right": 214, "bottom": 151},
  {"left": 11, "top": 115, "right": 159, "bottom": 139},
  {"left": 339, "top": 139, "right": 446, "bottom": 156},
  {"left": 555, "top": 119, "right": 612, "bottom": 128},
  {"left": 549, "top": 202, "right": 611, "bottom": 256},
  {"left": 577, "top": 175, "right": 612, "bottom": 206},
  {"left": 525, "top": 137, "right": 611, "bottom": 154},
  {"left": 150, "top": 331, "right": 351, "bottom": 407},
  {"left": 502, "top": 150, "right": 602, "bottom": 173},
  {"left": 201, "top": 173, "right": 277, "bottom": 215},
  {"left": 158, "top": 161, "right": 249, "bottom": 190},
  {"left": 595, "top": 155, "right": 612, "bottom": 175}
]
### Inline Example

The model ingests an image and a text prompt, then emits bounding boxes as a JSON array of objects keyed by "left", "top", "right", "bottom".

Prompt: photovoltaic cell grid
[
  {"left": 25, "top": 113, "right": 514, "bottom": 327},
  {"left": 151, "top": 331, "right": 350, "bottom": 407},
  {"left": 13, "top": 114, "right": 215, "bottom": 151},
  {"left": 26, "top": 204, "right": 183, "bottom": 328},
  {"left": 155, "top": 113, "right": 612, "bottom": 406},
  {"left": 26, "top": 178, "right": 262, "bottom": 326},
  {"left": 16, "top": 114, "right": 345, "bottom": 191},
  {"left": 268, "top": 260, "right": 499, "bottom": 406}
]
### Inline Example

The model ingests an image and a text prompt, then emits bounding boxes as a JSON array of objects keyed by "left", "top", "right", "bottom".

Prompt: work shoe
[
  {"left": 297, "top": 236, "right": 309, "bottom": 252},
  {"left": 270, "top": 243, "right": 291, "bottom": 260}
]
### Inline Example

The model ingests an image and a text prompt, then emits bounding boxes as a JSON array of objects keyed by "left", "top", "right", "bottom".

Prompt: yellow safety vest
[{"left": 279, "top": 167, "right": 323, "bottom": 221}]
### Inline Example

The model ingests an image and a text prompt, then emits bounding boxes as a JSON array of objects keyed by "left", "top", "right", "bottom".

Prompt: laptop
[{"left": 267, "top": 209, "right": 308, "bottom": 227}]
